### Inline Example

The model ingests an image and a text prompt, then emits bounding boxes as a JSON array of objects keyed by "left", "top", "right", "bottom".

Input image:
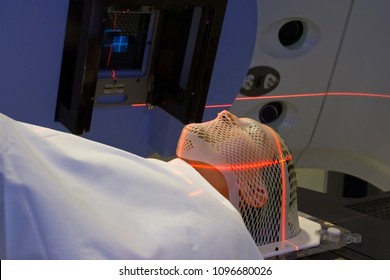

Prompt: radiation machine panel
[{"left": 230, "top": 0, "right": 390, "bottom": 192}]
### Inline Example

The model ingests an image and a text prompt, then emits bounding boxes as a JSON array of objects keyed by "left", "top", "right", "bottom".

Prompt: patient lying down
[{"left": 0, "top": 111, "right": 298, "bottom": 259}]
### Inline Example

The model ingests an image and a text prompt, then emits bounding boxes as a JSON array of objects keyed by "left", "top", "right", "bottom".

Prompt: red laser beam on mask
[
  {"left": 186, "top": 155, "right": 292, "bottom": 171},
  {"left": 267, "top": 126, "right": 287, "bottom": 241}
]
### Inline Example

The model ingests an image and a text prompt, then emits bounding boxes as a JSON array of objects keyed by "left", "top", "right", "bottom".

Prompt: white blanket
[{"left": 0, "top": 114, "right": 262, "bottom": 260}]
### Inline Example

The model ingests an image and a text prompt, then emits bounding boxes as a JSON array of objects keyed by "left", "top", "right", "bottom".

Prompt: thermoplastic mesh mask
[{"left": 176, "top": 110, "right": 301, "bottom": 245}]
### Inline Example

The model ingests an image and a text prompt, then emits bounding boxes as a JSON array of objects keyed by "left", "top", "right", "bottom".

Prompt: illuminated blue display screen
[
  {"left": 112, "top": 35, "right": 128, "bottom": 52},
  {"left": 99, "top": 12, "right": 152, "bottom": 75}
]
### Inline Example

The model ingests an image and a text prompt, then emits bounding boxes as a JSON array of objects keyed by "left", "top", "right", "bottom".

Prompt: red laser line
[
  {"left": 327, "top": 92, "right": 390, "bottom": 98},
  {"left": 205, "top": 104, "right": 232, "bottom": 109},
  {"left": 267, "top": 126, "right": 287, "bottom": 241},
  {"left": 106, "top": 13, "right": 118, "bottom": 68},
  {"left": 235, "top": 93, "right": 325, "bottom": 101},
  {"left": 284, "top": 240, "right": 299, "bottom": 251},
  {"left": 234, "top": 92, "right": 390, "bottom": 101}
]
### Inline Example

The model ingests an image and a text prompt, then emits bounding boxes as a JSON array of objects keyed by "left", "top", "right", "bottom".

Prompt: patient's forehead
[{"left": 196, "top": 110, "right": 262, "bottom": 132}]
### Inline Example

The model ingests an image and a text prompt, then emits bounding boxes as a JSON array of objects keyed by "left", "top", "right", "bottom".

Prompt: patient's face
[
  {"left": 177, "top": 110, "right": 270, "bottom": 209},
  {"left": 178, "top": 110, "right": 301, "bottom": 246}
]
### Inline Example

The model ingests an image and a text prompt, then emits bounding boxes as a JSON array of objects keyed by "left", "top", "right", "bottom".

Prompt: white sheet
[{"left": 0, "top": 114, "right": 262, "bottom": 260}]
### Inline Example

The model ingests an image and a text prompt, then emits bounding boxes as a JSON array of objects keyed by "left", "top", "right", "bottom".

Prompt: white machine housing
[{"left": 230, "top": 0, "right": 390, "bottom": 192}]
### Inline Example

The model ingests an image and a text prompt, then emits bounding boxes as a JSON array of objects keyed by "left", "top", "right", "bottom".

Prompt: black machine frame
[{"left": 56, "top": 0, "right": 227, "bottom": 134}]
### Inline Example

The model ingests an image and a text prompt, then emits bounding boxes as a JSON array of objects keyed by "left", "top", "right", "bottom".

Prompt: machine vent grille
[{"left": 346, "top": 196, "right": 390, "bottom": 221}]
